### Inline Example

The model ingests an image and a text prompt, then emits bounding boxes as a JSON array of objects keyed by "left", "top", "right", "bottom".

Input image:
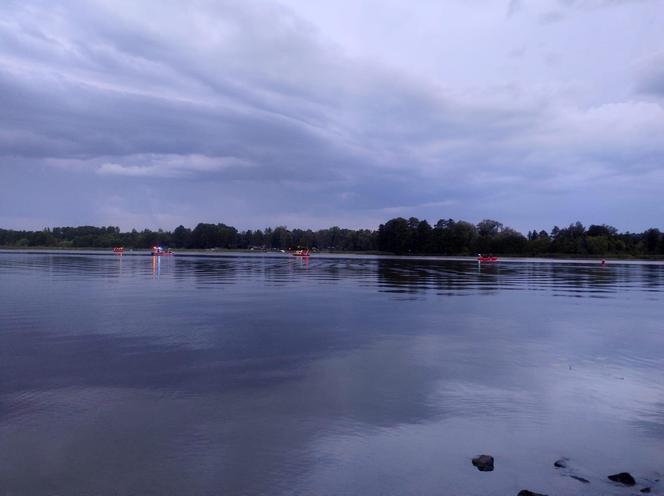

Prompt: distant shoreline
[
  {"left": 2, "top": 246, "right": 664, "bottom": 262},
  {"left": 2, "top": 219, "right": 663, "bottom": 259}
]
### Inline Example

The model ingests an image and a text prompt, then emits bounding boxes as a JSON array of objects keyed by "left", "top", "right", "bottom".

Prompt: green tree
[
  {"left": 378, "top": 218, "right": 411, "bottom": 254},
  {"left": 172, "top": 225, "right": 191, "bottom": 248}
]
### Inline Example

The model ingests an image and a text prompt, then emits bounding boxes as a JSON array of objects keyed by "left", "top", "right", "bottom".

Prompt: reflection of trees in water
[
  {"left": 375, "top": 259, "right": 503, "bottom": 296},
  {"left": 65, "top": 252, "right": 662, "bottom": 299},
  {"left": 0, "top": 253, "right": 135, "bottom": 281},
  {"left": 174, "top": 258, "right": 240, "bottom": 286},
  {"left": 84, "top": 253, "right": 664, "bottom": 299},
  {"left": 373, "top": 259, "right": 664, "bottom": 298},
  {"left": 174, "top": 256, "right": 299, "bottom": 286},
  {"left": 174, "top": 256, "right": 319, "bottom": 288},
  {"left": 132, "top": 255, "right": 664, "bottom": 302},
  {"left": 641, "top": 264, "right": 664, "bottom": 292},
  {"left": 546, "top": 263, "right": 664, "bottom": 297}
]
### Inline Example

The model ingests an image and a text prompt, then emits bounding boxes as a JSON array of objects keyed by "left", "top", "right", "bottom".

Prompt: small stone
[
  {"left": 608, "top": 472, "right": 636, "bottom": 486},
  {"left": 517, "top": 490, "right": 548, "bottom": 496},
  {"left": 471, "top": 454, "right": 494, "bottom": 472},
  {"left": 554, "top": 458, "right": 569, "bottom": 468},
  {"left": 569, "top": 475, "right": 590, "bottom": 484},
  {"left": 640, "top": 488, "right": 651, "bottom": 493}
]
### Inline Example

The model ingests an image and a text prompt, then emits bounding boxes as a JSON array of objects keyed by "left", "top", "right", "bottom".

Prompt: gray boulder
[
  {"left": 608, "top": 472, "right": 636, "bottom": 486},
  {"left": 471, "top": 454, "right": 494, "bottom": 472}
]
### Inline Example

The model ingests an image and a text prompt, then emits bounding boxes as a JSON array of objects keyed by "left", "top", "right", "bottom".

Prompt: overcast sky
[{"left": 1, "top": 0, "right": 663, "bottom": 232}]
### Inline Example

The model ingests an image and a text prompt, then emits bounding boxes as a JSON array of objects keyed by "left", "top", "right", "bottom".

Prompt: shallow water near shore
[{"left": 1, "top": 252, "right": 663, "bottom": 495}]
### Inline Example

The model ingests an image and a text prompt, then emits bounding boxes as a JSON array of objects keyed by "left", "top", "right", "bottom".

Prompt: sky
[{"left": 1, "top": 0, "right": 664, "bottom": 233}]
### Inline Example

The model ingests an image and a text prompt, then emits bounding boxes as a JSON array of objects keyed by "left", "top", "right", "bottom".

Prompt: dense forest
[{"left": 1, "top": 218, "right": 663, "bottom": 257}]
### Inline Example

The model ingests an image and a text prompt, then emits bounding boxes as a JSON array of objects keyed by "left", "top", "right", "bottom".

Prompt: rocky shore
[{"left": 471, "top": 454, "right": 660, "bottom": 495}]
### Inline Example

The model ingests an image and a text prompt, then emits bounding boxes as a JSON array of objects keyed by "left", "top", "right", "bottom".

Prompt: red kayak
[{"left": 478, "top": 256, "right": 498, "bottom": 262}]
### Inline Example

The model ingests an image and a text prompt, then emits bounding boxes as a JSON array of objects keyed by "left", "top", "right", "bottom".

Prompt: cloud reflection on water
[{"left": 0, "top": 253, "right": 663, "bottom": 495}]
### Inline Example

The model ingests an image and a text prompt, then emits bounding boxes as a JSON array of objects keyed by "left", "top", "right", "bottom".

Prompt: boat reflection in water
[{"left": 151, "top": 254, "right": 160, "bottom": 278}]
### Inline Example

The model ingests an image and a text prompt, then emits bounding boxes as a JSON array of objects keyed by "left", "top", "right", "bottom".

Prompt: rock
[
  {"left": 517, "top": 490, "right": 548, "bottom": 496},
  {"left": 608, "top": 472, "right": 636, "bottom": 486},
  {"left": 554, "top": 457, "right": 589, "bottom": 484},
  {"left": 640, "top": 488, "right": 651, "bottom": 493},
  {"left": 471, "top": 454, "right": 494, "bottom": 472}
]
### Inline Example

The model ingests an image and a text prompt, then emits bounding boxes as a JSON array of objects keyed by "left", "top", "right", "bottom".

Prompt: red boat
[
  {"left": 151, "top": 246, "right": 174, "bottom": 256},
  {"left": 478, "top": 254, "right": 498, "bottom": 262},
  {"left": 112, "top": 247, "right": 124, "bottom": 254},
  {"left": 290, "top": 249, "right": 310, "bottom": 257}
]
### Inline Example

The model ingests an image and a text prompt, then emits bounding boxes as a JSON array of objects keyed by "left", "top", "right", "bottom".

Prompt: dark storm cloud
[
  {"left": 1, "top": 0, "right": 663, "bottom": 230},
  {"left": 0, "top": 1, "right": 540, "bottom": 184}
]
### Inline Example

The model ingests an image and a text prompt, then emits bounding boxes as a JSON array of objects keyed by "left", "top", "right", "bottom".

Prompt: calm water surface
[{"left": 1, "top": 252, "right": 663, "bottom": 495}]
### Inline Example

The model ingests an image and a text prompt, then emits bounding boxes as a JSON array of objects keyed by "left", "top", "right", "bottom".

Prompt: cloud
[
  {"left": 539, "top": 11, "right": 567, "bottom": 23},
  {"left": 637, "top": 52, "right": 664, "bottom": 98},
  {"left": 0, "top": 0, "right": 663, "bottom": 231},
  {"left": 507, "top": 0, "right": 523, "bottom": 17},
  {"left": 557, "top": 0, "right": 653, "bottom": 8},
  {"left": 97, "top": 154, "right": 252, "bottom": 178}
]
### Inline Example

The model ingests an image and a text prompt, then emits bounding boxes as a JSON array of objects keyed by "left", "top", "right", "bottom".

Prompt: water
[{"left": 1, "top": 251, "right": 663, "bottom": 496}]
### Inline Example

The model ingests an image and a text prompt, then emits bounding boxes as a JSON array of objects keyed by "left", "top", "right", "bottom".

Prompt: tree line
[{"left": 1, "top": 218, "right": 663, "bottom": 257}]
